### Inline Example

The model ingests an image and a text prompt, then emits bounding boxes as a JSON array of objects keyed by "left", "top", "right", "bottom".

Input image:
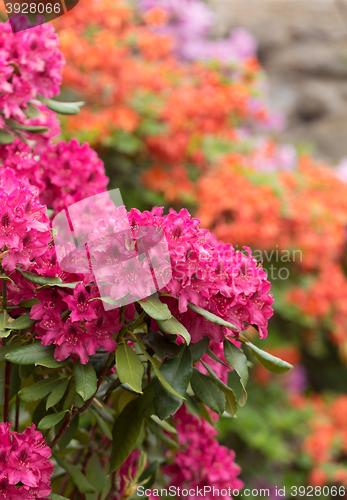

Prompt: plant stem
[
  {"left": 3, "top": 360, "right": 11, "bottom": 423},
  {"left": 1, "top": 277, "right": 7, "bottom": 311},
  {"left": 15, "top": 395, "right": 20, "bottom": 431}
]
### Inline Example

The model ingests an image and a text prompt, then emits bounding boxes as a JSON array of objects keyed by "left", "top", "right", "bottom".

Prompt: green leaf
[
  {"left": 19, "top": 364, "right": 35, "bottom": 380},
  {"left": 0, "top": 312, "right": 11, "bottom": 338},
  {"left": 110, "top": 399, "right": 143, "bottom": 473},
  {"left": 0, "top": 344, "right": 18, "bottom": 363},
  {"left": 188, "top": 302, "right": 238, "bottom": 330},
  {"left": 57, "top": 414, "right": 79, "bottom": 451},
  {"left": 223, "top": 339, "right": 248, "bottom": 407},
  {"left": 200, "top": 360, "right": 231, "bottom": 393},
  {"left": 5, "top": 119, "right": 48, "bottom": 133},
  {"left": 136, "top": 330, "right": 182, "bottom": 359},
  {"left": 190, "top": 369, "right": 226, "bottom": 415},
  {"left": 18, "top": 377, "right": 60, "bottom": 402},
  {"left": 146, "top": 418, "right": 178, "bottom": 448},
  {"left": 74, "top": 361, "right": 97, "bottom": 401},
  {"left": 0, "top": 275, "right": 15, "bottom": 285},
  {"left": 54, "top": 453, "right": 96, "bottom": 494},
  {"left": 18, "top": 298, "right": 39, "bottom": 309},
  {"left": 9, "top": 364, "right": 21, "bottom": 401},
  {"left": 154, "top": 346, "right": 192, "bottom": 419},
  {"left": 35, "top": 281, "right": 82, "bottom": 291},
  {"left": 5, "top": 313, "right": 35, "bottom": 331},
  {"left": 38, "top": 96, "right": 84, "bottom": 115},
  {"left": 138, "top": 461, "right": 158, "bottom": 490},
  {"left": 46, "top": 378, "right": 69, "bottom": 410},
  {"left": 220, "top": 386, "right": 238, "bottom": 417},
  {"left": 18, "top": 270, "right": 62, "bottom": 286},
  {"left": 86, "top": 455, "right": 107, "bottom": 494},
  {"left": 188, "top": 337, "right": 209, "bottom": 363},
  {"left": 242, "top": 340, "right": 293, "bottom": 374},
  {"left": 0, "top": 130, "right": 14, "bottom": 144},
  {"left": 157, "top": 317, "right": 191, "bottom": 345},
  {"left": 35, "top": 355, "right": 65, "bottom": 369},
  {"left": 150, "top": 415, "right": 177, "bottom": 433},
  {"left": 38, "top": 411, "right": 67, "bottom": 430},
  {"left": 137, "top": 343, "right": 185, "bottom": 400},
  {"left": 48, "top": 495, "right": 70, "bottom": 500},
  {"left": 5, "top": 343, "right": 54, "bottom": 365},
  {"left": 24, "top": 103, "right": 41, "bottom": 119},
  {"left": 138, "top": 295, "right": 172, "bottom": 321},
  {"left": 206, "top": 348, "right": 229, "bottom": 368},
  {"left": 223, "top": 339, "right": 249, "bottom": 387},
  {"left": 89, "top": 407, "right": 112, "bottom": 440},
  {"left": 88, "top": 296, "right": 118, "bottom": 305},
  {"left": 116, "top": 342, "right": 144, "bottom": 394}
]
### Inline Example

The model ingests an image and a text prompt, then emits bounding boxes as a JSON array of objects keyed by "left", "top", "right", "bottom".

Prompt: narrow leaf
[
  {"left": 190, "top": 369, "right": 226, "bottom": 415},
  {"left": 18, "top": 377, "right": 60, "bottom": 402},
  {"left": 0, "top": 130, "right": 14, "bottom": 144},
  {"left": 54, "top": 454, "right": 95, "bottom": 494},
  {"left": 35, "top": 355, "right": 65, "bottom": 369},
  {"left": 188, "top": 337, "right": 209, "bottom": 363},
  {"left": 18, "top": 270, "right": 62, "bottom": 286},
  {"left": 0, "top": 312, "right": 11, "bottom": 338},
  {"left": 110, "top": 399, "right": 143, "bottom": 473},
  {"left": 5, "top": 343, "right": 54, "bottom": 365},
  {"left": 39, "top": 96, "right": 84, "bottom": 115},
  {"left": 138, "top": 295, "right": 172, "bottom": 321},
  {"left": 223, "top": 339, "right": 249, "bottom": 387},
  {"left": 220, "top": 386, "right": 238, "bottom": 417},
  {"left": 38, "top": 411, "right": 67, "bottom": 430},
  {"left": 74, "top": 361, "right": 97, "bottom": 401},
  {"left": 157, "top": 317, "right": 191, "bottom": 345},
  {"left": 188, "top": 302, "right": 237, "bottom": 330},
  {"left": 46, "top": 378, "right": 69, "bottom": 410},
  {"left": 137, "top": 343, "right": 185, "bottom": 400},
  {"left": 116, "top": 343, "right": 144, "bottom": 394},
  {"left": 154, "top": 346, "right": 192, "bottom": 419},
  {"left": 242, "top": 340, "right": 293, "bottom": 374},
  {"left": 4, "top": 313, "right": 35, "bottom": 331}
]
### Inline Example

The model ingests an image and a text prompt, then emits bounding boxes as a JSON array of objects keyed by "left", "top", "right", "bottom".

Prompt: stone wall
[{"left": 209, "top": 0, "right": 347, "bottom": 161}]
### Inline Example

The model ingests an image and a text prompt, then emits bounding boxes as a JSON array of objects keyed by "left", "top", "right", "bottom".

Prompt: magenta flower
[
  {"left": 0, "top": 169, "right": 51, "bottom": 272},
  {"left": 0, "top": 422, "right": 53, "bottom": 499},
  {"left": 63, "top": 283, "right": 99, "bottom": 322}
]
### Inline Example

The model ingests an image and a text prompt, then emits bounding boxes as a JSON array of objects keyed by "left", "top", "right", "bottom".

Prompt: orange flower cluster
[
  {"left": 52, "top": 0, "right": 268, "bottom": 159},
  {"left": 301, "top": 395, "right": 347, "bottom": 490}
]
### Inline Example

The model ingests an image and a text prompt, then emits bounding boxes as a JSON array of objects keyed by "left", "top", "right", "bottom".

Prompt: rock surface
[{"left": 209, "top": 0, "right": 347, "bottom": 161}]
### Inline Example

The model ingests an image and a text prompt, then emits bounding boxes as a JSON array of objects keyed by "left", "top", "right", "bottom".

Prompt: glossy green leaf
[
  {"left": 154, "top": 346, "right": 192, "bottom": 419},
  {"left": 54, "top": 453, "right": 95, "bottom": 494},
  {"left": 46, "top": 378, "right": 69, "bottom": 410},
  {"left": 242, "top": 340, "right": 293, "bottom": 374},
  {"left": 19, "top": 364, "right": 35, "bottom": 380},
  {"left": 38, "top": 410, "right": 67, "bottom": 430},
  {"left": 136, "top": 330, "right": 182, "bottom": 359},
  {"left": 188, "top": 337, "right": 209, "bottom": 363},
  {"left": 220, "top": 386, "right": 238, "bottom": 417},
  {"left": 190, "top": 369, "right": 226, "bottom": 415},
  {"left": 0, "top": 312, "right": 11, "bottom": 338},
  {"left": 86, "top": 455, "right": 107, "bottom": 494},
  {"left": 0, "top": 130, "right": 14, "bottom": 144},
  {"left": 18, "top": 298, "right": 39, "bottom": 309},
  {"left": 74, "top": 361, "right": 97, "bottom": 401},
  {"left": 223, "top": 339, "right": 248, "bottom": 406},
  {"left": 5, "top": 343, "right": 54, "bottom": 365},
  {"left": 116, "top": 342, "right": 144, "bottom": 394},
  {"left": 138, "top": 295, "right": 172, "bottom": 321},
  {"left": 5, "top": 119, "right": 48, "bottom": 133},
  {"left": 24, "top": 103, "right": 41, "bottom": 119},
  {"left": 157, "top": 317, "right": 191, "bottom": 345},
  {"left": 146, "top": 418, "right": 178, "bottom": 448},
  {"left": 89, "top": 407, "right": 112, "bottom": 440},
  {"left": 57, "top": 413, "right": 79, "bottom": 451},
  {"left": 35, "top": 355, "right": 65, "bottom": 369},
  {"left": 110, "top": 399, "right": 143, "bottom": 473},
  {"left": 188, "top": 302, "right": 237, "bottom": 330},
  {"left": 4, "top": 313, "right": 35, "bottom": 331},
  {"left": 18, "top": 377, "right": 60, "bottom": 402},
  {"left": 137, "top": 343, "right": 185, "bottom": 400},
  {"left": 48, "top": 495, "right": 70, "bottom": 500},
  {"left": 39, "top": 96, "right": 84, "bottom": 115},
  {"left": 18, "top": 270, "right": 62, "bottom": 286}
]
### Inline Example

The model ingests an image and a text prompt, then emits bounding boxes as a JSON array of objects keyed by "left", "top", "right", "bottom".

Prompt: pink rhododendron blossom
[
  {"left": 0, "top": 168, "right": 51, "bottom": 271},
  {"left": 0, "top": 138, "right": 109, "bottom": 213},
  {"left": 0, "top": 22, "right": 64, "bottom": 121},
  {"left": 0, "top": 422, "right": 53, "bottom": 499},
  {"left": 163, "top": 406, "right": 243, "bottom": 498}
]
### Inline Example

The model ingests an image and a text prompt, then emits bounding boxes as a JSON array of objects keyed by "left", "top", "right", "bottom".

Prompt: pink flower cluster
[
  {"left": 0, "top": 168, "right": 51, "bottom": 271},
  {"left": 0, "top": 138, "right": 109, "bottom": 213},
  {"left": 163, "top": 406, "right": 243, "bottom": 499},
  {"left": 128, "top": 208, "right": 274, "bottom": 340},
  {"left": 0, "top": 422, "right": 53, "bottom": 499},
  {"left": 32, "top": 280, "right": 124, "bottom": 364},
  {"left": 0, "top": 22, "right": 64, "bottom": 123}
]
